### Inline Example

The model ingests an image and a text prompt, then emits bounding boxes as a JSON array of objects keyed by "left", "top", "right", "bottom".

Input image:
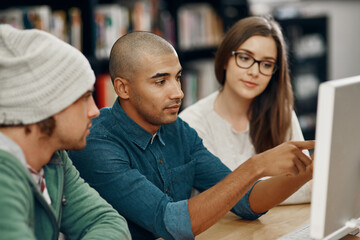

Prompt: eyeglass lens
[{"left": 235, "top": 52, "right": 276, "bottom": 76}]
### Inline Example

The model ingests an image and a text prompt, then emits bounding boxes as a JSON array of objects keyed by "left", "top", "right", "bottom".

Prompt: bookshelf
[
  {"left": 0, "top": 0, "right": 95, "bottom": 57},
  {"left": 0, "top": 1, "right": 327, "bottom": 134},
  {"left": 277, "top": 16, "right": 328, "bottom": 140},
  {"left": 0, "top": 0, "right": 249, "bottom": 109},
  {"left": 171, "top": 0, "right": 249, "bottom": 108}
]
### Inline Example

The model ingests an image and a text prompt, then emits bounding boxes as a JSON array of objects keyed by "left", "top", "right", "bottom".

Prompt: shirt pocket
[{"left": 167, "top": 160, "right": 196, "bottom": 200}]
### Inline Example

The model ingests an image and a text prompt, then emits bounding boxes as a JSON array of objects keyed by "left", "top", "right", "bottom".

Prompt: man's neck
[
  {"left": 0, "top": 126, "right": 55, "bottom": 171},
  {"left": 119, "top": 101, "right": 160, "bottom": 134}
]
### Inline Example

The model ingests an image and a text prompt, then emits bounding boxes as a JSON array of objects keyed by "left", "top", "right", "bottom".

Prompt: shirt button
[
  {"left": 159, "top": 158, "right": 163, "bottom": 164},
  {"left": 166, "top": 188, "right": 170, "bottom": 194}
]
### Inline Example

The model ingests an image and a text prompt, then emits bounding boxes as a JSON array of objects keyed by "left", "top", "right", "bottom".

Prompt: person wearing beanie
[{"left": 0, "top": 25, "right": 131, "bottom": 240}]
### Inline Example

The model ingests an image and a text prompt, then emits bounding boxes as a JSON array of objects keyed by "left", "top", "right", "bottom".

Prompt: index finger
[{"left": 291, "top": 140, "right": 315, "bottom": 150}]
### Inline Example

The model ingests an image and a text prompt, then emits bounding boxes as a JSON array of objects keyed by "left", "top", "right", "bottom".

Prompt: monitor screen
[{"left": 310, "top": 75, "right": 360, "bottom": 239}]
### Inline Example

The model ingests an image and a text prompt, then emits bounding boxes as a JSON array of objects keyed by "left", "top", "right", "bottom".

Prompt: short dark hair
[
  {"left": 109, "top": 31, "right": 176, "bottom": 83},
  {"left": 0, "top": 116, "right": 56, "bottom": 136},
  {"left": 36, "top": 116, "right": 56, "bottom": 136}
]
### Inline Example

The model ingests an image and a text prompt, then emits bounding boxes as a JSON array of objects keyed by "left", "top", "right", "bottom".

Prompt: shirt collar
[{"left": 111, "top": 100, "right": 165, "bottom": 150}]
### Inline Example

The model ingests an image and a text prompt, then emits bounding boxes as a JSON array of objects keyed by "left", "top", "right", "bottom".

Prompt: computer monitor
[{"left": 310, "top": 75, "right": 360, "bottom": 239}]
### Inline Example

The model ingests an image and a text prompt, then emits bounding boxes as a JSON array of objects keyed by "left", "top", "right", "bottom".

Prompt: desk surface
[{"left": 196, "top": 204, "right": 360, "bottom": 240}]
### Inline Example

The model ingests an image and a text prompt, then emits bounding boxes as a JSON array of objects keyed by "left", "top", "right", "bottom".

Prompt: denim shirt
[{"left": 69, "top": 99, "right": 264, "bottom": 240}]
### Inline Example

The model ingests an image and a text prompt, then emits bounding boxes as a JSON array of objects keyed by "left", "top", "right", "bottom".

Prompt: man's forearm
[
  {"left": 188, "top": 159, "right": 262, "bottom": 236},
  {"left": 188, "top": 141, "right": 314, "bottom": 236},
  {"left": 248, "top": 169, "right": 312, "bottom": 213}
]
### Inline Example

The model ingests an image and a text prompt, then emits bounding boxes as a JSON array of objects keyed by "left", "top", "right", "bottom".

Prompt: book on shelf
[
  {"left": 133, "top": 1, "right": 151, "bottom": 31},
  {"left": 95, "top": 73, "right": 118, "bottom": 109},
  {"left": 94, "top": 1, "right": 175, "bottom": 59},
  {"left": 95, "top": 4, "right": 129, "bottom": 59},
  {"left": 182, "top": 69, "right": 198, "bottom": 109},
  {"left": 50, "top": 10, "right": 67, "bottom": 42},
  {"left": 177, "top": 3, "right": 223, "bottom": 50},
  {"left": 68, "top": 7, "right": 82, "bottom": 51},
  {"left": 23, "top": 5, "right": 52, "bottom": 31},
  {"left": 193, "top": 59, "right": 220, "bottom": 100},
  {"left": 0, "top": 5, "right": 82, "bottom": 50},
  {"left": 147, "top": 0, "right": 176, "bottom": 46},
  {"left": 158, "top": 10, "right": 176, "bottom": 46},
  {"left": 0, "top": 8, "right": 24, "bottom": 29},
  {"left": 181, "top": 59, "right": 220, "bottom": 109}
]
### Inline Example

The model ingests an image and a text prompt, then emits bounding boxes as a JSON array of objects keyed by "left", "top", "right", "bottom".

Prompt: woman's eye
[
  {"left": 238, "top": 55, "right": 250, "bottom": 61},
  {"left": 263, "top": 62, "right": 275, "bottom": 69}
]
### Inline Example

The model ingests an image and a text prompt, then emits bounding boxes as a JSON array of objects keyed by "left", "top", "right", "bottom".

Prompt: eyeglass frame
[{"left": 231, "top": 51, "right": 277, "bottom": 76}]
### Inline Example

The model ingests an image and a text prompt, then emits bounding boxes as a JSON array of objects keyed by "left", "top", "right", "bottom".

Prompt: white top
[{"left": 180, "top": 91, "right": 311, "bottom": 204}]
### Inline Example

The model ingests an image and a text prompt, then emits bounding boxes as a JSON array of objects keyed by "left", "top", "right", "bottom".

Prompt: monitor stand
[{"left": 324, "top": 218, "right": 360, "bottom": 240}]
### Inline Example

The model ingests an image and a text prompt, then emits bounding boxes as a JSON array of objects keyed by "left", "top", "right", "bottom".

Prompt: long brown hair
[{"left": 214, "top": 16, "right": 293, "bottom": 153}]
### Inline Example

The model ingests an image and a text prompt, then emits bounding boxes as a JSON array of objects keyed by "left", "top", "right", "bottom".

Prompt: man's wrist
[{"left": 241, "top": 155, "right": 266, "bottom": 179}]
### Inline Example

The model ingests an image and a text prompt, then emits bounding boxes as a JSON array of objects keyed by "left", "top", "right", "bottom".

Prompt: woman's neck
[{"left": 214, "top": 87, "right": 252, "bottom": 132}]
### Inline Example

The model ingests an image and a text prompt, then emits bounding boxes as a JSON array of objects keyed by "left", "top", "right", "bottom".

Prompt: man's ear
[{"left": 114, "top": 77, "right": 130, "bottom": 100}]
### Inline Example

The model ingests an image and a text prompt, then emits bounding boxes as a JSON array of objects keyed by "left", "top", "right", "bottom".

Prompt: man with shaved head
[{"left": 69, "top": 31, "right": 314, "bottom": 240}]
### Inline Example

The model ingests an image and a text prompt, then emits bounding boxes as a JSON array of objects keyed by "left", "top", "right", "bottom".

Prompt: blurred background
[{"left": 1, "top": 0, "right": 359, "bottom": 140}]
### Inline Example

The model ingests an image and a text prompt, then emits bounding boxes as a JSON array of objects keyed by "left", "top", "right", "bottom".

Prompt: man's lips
[{"left": 165, "top": 104, "right": 181, "bottom": 109}]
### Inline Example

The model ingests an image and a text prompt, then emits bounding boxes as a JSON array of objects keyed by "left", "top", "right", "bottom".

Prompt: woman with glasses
[{"left": 180, "top": 16, "right": 311, "bottom": 204}]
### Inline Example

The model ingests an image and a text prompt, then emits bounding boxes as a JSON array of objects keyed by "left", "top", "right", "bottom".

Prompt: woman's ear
[{"left": 114, "top": 77, "right": 130, "bottom": 100}]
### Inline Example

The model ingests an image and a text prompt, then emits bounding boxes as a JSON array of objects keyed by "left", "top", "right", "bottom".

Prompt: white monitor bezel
[{"left": 310, "top": 75, "right": 360, "bottom": 239}]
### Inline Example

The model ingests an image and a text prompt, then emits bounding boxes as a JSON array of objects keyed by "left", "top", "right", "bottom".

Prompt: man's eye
[{"left": 155, "top": 80, "right": 166, "bottom": 85}]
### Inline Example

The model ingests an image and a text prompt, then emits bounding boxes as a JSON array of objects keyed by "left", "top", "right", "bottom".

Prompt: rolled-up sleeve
[
  {"left": 231, "top": 181, "right": 267, "bottom": 220},
  {"left": 164, "top": 200, "right": 194, "bottom": 240}
]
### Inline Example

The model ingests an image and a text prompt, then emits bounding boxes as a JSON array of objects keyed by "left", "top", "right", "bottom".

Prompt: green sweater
[{"left": 0, "top": 149, "right": 131, "bottom": 240}]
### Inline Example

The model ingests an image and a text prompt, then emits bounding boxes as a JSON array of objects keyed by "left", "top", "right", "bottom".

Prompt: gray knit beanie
[{"left": 0, "top": 24, "right": 95, "bottom": 125}]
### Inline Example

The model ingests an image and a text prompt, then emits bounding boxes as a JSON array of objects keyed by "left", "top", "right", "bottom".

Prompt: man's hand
[{"left": 251, "top": 140, "right": 315, "bottom": 178}]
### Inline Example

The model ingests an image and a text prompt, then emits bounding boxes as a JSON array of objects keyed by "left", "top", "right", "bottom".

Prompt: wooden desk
[{"left": 196, "top": 204, "right": 360, "bottom": 240}]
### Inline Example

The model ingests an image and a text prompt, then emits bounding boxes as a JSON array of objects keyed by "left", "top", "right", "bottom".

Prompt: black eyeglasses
[{"left": 232, "top": 51, "right": 277, "bottom": 76}]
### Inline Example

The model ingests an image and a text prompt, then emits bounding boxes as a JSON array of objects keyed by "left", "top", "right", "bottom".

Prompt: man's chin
[
  {"left": 161, "top": 115, "right": 178, "bottom": 125},
  {"left": 65, "top": 141, "right": 87, "bottom": 151}
]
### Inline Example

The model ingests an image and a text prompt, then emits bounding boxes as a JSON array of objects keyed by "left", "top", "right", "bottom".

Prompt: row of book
[
  {"left": 182, "top": 60, "right": 220, "bottom": 109},
  {"left": 94, "top": 1, "right": 176, "bottom": 59},
  {"left": 1, "top": 1, "right": 224, "bottom": 59},
  {"left": 177, "top": 3, "right": 224, "bottom": 51},
  {"left": 95, "top": 1, "right": 225, "bottom": 58},
  {"left": 0, "top": 5, "right": 82, "bottom": 51},
  {"left": 0, "top": 1, "right": 176, "bottom": 59},
  {"left": 95, "top": 4, "right": 129, "bottom": 59}
]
